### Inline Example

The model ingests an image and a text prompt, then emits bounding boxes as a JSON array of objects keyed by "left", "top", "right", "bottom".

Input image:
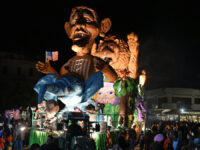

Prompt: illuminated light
[
  {"left": 139, "top": 70, "right": 146, "bottom": 87},
  {"left": 20, "top": 126, "right": 26, "bottom": 131},
  {"left": 142, "top": 126, "right": 145, "bottom": 131},
  {"left": 180, "top": 108, "right": 184, "bottom": 113}
]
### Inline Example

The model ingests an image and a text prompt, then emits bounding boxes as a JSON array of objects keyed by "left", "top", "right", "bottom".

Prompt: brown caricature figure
[{"left": 36, "top": 6, "right": 117, "bottom": 83}]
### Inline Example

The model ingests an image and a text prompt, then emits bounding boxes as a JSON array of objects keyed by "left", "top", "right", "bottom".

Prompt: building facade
[
  {"left": 0, "top": 51, "right": 41, "bottom": 110},
  {"left": 145, "top": 88, "right": 200, "bottom": 122}
]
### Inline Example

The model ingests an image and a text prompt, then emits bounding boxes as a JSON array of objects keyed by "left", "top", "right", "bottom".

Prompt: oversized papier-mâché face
[
  {"left": 96, "top": 82, "right": 120, "bottom": 105},
  {"left": 64, "top": 6, "right": 111, "bottom": 54}
]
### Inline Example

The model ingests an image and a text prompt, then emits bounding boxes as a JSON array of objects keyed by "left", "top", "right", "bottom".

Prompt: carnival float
[{"left": 29, "top": 6, "right": 147, "bottom": 150}]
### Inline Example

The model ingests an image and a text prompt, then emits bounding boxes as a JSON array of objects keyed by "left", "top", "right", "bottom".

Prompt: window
[
  {"left": 158, "top": 97, "right": 168, "bottom": 103},
  {"left": 146, "top": 98, "right": 156, "bottom": 109},
  {"left": 195, "top": 98, "right": 200, "bottom": 104},
  {"left": 172, "top": 97, "right": 191, "bottom": 109},
  {"left": 158, "top": 97, "right": 168, "bottom": 108}
]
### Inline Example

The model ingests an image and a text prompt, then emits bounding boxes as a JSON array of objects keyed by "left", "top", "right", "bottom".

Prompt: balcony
[
  {"left": 191, "top": 104, "right": 200, "bottom": 110},
  {"left": 162, "top": 103, "right": 177, "bottom": 110}
]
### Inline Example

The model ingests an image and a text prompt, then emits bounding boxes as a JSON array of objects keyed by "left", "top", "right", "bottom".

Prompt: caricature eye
[
  {"left": 109, "top": 91, "right": 113, "bottom": 94},
  {"left": 85, "top": 17, "right": 92, "bottom": 22},
  {"left": 99, "top": 92, "right": 102, "bottom": 95}
]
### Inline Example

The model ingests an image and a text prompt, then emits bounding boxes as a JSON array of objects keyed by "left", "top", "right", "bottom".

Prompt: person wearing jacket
[{"left": 0, "top": 135, "right": 5, "bottom": 150}]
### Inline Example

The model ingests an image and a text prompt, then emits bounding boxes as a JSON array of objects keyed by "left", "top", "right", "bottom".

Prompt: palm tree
[{"left": 113, "top": 70, "right": 137, "bottom": 127}]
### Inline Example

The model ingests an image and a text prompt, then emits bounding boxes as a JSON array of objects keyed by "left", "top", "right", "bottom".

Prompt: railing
[
  {"left": 31, "top": 111, "right": 120, "bottom": 130},
  {"left": 31, "top": 112, "right": 47, "bottom": 129},
  {"left": 87, "top": 113, "right": 119, "bottom": 128}
]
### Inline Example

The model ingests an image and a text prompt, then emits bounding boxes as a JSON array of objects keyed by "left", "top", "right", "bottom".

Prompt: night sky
[{"left": 1, "top": 0, "right": 199, "bottom": 89}]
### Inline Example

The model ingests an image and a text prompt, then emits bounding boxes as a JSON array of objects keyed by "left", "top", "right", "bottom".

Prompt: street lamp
[{"left": 180, "top": 108, "right": 184, "bottom": 113}]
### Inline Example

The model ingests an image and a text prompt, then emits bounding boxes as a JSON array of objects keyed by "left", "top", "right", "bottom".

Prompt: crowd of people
[
  {"left": 0, "top": 113, "right": 31, "bottom": 150},
  {"left": 144, "top": 121, "right": 200, "bottom": 150},
  {"left": 30, "top": 135, "right": 62, "bottom": 150},
  {"left": 0, "top": 112, "right": 63, "bottom": 150},
  {"left": 1, "top": 110, "right": 200, "bottom": 150},
  {"left": 110, "top": 121, "right": 200, "bottom": 150}
]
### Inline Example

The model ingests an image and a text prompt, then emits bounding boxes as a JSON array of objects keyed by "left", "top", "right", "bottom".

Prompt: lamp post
[{"left": 179, "top": 108, "right": 184, "bottom": 122}]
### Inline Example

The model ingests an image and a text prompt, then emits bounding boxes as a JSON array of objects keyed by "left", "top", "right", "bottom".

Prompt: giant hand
[
  {"left": 92, "top": 42, "right": 118, "bottom": 82},
  {"left": 127, "top": 32, "right": 139, "bottom": 79},
  {"left": 91, "top": 38, "right": 120, "bottom": 64},
  {"left": 127, "top": 32, "right": 139, "bottom": 53},
  {"left": 35, "top": 61, "right": 58, "bottom": 75}
]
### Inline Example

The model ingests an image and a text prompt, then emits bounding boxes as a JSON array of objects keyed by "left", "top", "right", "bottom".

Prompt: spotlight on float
[{"left": 180, "top": 108, "right": 184, "bottom": 113}]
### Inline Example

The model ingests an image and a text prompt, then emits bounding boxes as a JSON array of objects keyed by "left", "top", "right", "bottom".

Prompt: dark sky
[{"left": 1, "top": 0, "right": 199, "bottom": 89}]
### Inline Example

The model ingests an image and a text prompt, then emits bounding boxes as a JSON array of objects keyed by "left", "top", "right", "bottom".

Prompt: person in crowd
[
  {"left": 2, "top": 121, "right": 10, "bottom": 150},
  {"left": 187, "top": 129, "right": 195, "bottom": 150},
  {"left": 8, "top": 123, "right": 13, "bottom": 137},
  {"left": 7, "top": 133, "right": 13, "bottom": 150},
  {"left": 41, "top": 135, "right": 54, "bottom": 149},
  {"left": 151, "top": 133, "right": 164, "bottom": 150},
  {"left": 3, "top": 122, "right": 10, "bottom": 137},
  {"left": 163, "top": 132, "right": 173, "bottom": 150},
  {"left": 30, "top": 143, "right": 41, "bottom": 150},
  {"left": 0, "top": 119, "right": 4, "bottom": 131},
  {"left": 0, "top": 135, "right": 5, "bottom": 150},
  {"left": 129, "top": 126, "right": 137, "bottom": 150},
  {"left": 41, "top": 135, "right": 60, "bottom": 150},
  {"left": 68, "top": 120, "right": 82, "bottom": 137},
  {"left": 143, "top": 130, "right": 152, "bottom": 150},
  {"left": 139, "top": 130, "right": 144, "bottom": 150},
  {"left": 112, "top": 132, "right": 126, "bottom": 150},
  {"left": 13, "top": 121, "right": 23, "bottom": 150},
  {"left": 105, "top": 130, "right": 112, "bottom": 150},
  {"left": 23, "top": 121, "right": 31, "bottom": 147},
  {"left": 66, "top": 120, "right": 83, "bottom": 149},
  {"left": 151, "top": 141, "right": 164, "bottom": 150},
  {"left": 194, "top": 136, "right": 200, "bottom": 150},
  {"left": 173, "top": 131, "right": 181, "bottom": 150}
]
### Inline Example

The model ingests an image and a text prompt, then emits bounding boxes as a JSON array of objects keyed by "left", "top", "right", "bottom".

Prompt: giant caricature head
[
  {"left": 96, "top": 82, "right": 120, "bottom": 106},
  {"left": 64, "top": 6, "right": 111, "bottom": 54}
]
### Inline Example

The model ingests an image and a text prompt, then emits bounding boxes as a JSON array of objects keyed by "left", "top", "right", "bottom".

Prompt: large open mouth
[
  {"left": 73, "top": 33, "right": 88, "bottom": 41},
  {"left": 73, "top": 31, "right": 90, "bottom": 47}
]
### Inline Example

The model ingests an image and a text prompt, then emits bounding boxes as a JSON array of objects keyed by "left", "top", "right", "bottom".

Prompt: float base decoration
[
  {"left": 30, "top": 111, "right": 98, "bottom": 149},
  {"left": 113, "top": 73, "right": 146, "bottom": 128},
  {"left": 113, "top": 75, "right": 136, "bottom": 127},
  {"left": 29, "top": 129, "right": 68, "bottom": 149},
  {"left": 92, "top": 130, "right": 119, "bottom": 150},
  {"left": 103, "top": 103, "right": 120, "bottom": 128},
  {"left": 29, "top": 130, "right": 48, "bottom": 146},
  {"left": 30, "top": 110, "right": 120, "bottom": 150}
]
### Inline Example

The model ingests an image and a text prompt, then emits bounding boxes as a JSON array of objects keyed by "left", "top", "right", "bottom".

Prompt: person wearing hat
[{"left": 151, "top": 133, "right": 164, "bottom": 150}]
